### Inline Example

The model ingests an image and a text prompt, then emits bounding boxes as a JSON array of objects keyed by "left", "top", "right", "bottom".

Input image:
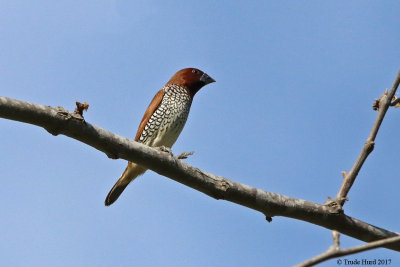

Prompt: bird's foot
[
  {"left": 157, "top": 146, "right": 174, "bottom": 156},
  {"left": 177, "top": 151, "right": 195, "bottom": 159}
]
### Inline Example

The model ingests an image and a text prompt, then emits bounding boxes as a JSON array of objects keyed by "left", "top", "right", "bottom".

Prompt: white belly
[{"left": 139, "top": 85, "right": 192, "bottom": 148}]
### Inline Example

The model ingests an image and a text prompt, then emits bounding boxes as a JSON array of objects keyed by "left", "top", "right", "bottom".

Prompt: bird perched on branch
[{"left": 105, "top": 68, "right": 215, "bottom": 206}]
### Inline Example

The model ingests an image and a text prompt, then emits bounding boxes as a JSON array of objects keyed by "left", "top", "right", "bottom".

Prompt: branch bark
[
  {"left": 1, "top": 96, "right": 400, "bottom": 251},
  {"left": 298, "top": 69, "right": 400, "bottom": 266},
  {"left": 335, "top": 70, "right": 400, "bottom": 205},
  {"left": 295, "top": 235, "right": 400, "bottom": 267}
]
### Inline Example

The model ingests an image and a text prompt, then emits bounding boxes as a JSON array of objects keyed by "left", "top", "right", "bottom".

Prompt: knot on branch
[
  {"left": 324, "top": 197, "right": 345, "bottom": 214},
  {"left": 373, "top": 89, "right": 389, "bottom": 111},
  {"left": 216, "top": 178, "right": 230, "bottom": 192},
  {"left": 56, "top": 102, "right": 88, "bottom": 122},
  {"left": 45, "top": 103, "right": 89, "bottom": 136},
  {"left": 55, "top": 106, "right": 70, "bottom": 119},
  {"left": 365, "top": 140, "right": 375, "bottom": 154},
  {"left": 74, "top": 101, "right": 89, "bottom": 119},
  {"left": 372, "top": 98, "right": 380, "bottom": 111},
  {"left": 208, "top": 176, "right": 231, "bottom": 200},
  {"left": 45, "top": 106, "right": 71, "bottom": 135}
]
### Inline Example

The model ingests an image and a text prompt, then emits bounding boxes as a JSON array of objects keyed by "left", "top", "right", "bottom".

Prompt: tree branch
[
  {"left": 295, "top": 235, "right": 400, "bottom": 267},
  {"left": 299, "top": 69, "right": 400, "bottom": 265},
  {"left": 1, "top": 96, "right": 400, "bottom": 251},
  {"left": 335, "top": 70, "right": 400, "bottom": 206}
]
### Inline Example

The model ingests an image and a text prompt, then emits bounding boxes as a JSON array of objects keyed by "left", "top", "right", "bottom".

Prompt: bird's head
[{"left": 166, "top": 68, "right": 215, "bottom": 97}]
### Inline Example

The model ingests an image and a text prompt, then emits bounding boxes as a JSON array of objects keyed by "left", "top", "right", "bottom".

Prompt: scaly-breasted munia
[{"left": 105, "top": 68, "right": 215, "bottom": 206}]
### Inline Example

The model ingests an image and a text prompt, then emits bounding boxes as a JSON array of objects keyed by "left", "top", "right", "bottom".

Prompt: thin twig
[
  {"left": 295, "top": 235, "right": 400, "bottom": 267},
  {"left": 332, "top": 231, "right": 340, "bottom": 249},
  {"left": 300, "top": 70, "right": 400, "bottom": 266},
  {"left": 336, "top": 70, "right": 400, "bottom": 206}
]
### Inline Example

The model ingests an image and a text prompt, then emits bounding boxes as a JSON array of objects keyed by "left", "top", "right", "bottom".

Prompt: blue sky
[{"left": 1, "top": 1, "right": 400, "bottom": 266}]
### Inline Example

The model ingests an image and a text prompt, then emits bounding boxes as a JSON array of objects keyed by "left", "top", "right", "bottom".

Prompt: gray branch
[
  {"left": 336, "top": 70, "right": 400, "bottom": 205},
  {"left": 295, "top": 69, "right": 400, "bottom": 266},
  {"left": 1, "top": 96, "right": 399, "bottom": 251},
  {"left": 295, "top": 235, "right": 400, "bottom": 267}
]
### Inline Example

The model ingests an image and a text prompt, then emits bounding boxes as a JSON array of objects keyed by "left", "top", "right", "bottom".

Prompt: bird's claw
[
  {"left": 177, "top": 151, "right": 195, "bottom": 159},
  {"left": 158, "top": 146, "right": 174, "bottom": 156},
  {"left": 156, "top": 146, "right": 194, "bottom": 160}
]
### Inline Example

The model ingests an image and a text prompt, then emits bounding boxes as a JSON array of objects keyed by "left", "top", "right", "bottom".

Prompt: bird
[{"left": 105, "top": 68, "right": 215, "bottom": 206}]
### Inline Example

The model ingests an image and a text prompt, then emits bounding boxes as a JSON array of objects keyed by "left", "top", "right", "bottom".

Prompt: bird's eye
[{"left": 192, "top": 69, "right": 198, "bottom": 74}]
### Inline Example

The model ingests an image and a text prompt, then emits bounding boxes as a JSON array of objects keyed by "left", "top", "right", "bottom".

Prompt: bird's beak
[{"left": 200, "top": 73, "right": 216, "bottom": 85}]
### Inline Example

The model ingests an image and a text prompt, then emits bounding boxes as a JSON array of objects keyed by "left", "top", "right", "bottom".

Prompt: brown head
[{"left": 166, "top": 68, "right": 215, "bottom": 98}]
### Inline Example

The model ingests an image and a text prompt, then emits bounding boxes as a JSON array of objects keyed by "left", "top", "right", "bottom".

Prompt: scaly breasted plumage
[{"left": 105, "top": 68, "right": 215, "bottom": 206}]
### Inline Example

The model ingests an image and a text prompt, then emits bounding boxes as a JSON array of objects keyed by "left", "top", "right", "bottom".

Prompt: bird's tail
[{"left": 105, "top": 162, "right": 146, "bottom": 206}]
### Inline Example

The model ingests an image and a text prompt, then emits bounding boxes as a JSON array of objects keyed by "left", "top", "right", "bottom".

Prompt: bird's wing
[{"left": 134, "top": 88, "right": 165, "bottom": 141}]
